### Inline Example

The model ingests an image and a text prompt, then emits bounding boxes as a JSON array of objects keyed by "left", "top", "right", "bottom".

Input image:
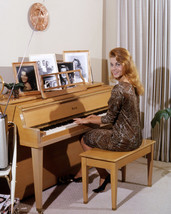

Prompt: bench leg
[
  {"left": 110, "top": 164, "right": 118, "bottom": 210},
  {"left": 81, "top": 157, "right": 89, "bottom": 203},
  {"left": 121, "top": 166, "right": 126, "bottom": 182},
  {"left": 147, "top": 144, "right": 154, "bottom": 186}
]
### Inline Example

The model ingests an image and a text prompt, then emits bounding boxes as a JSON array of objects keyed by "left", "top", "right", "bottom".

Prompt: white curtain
[{"left": 116, "top": 0, "right": 171, "bottom": 162}]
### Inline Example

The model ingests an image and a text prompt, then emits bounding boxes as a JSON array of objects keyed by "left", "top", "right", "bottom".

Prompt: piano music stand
[{"left": 40, "top": 70, "right": 87, "bottom": 98}]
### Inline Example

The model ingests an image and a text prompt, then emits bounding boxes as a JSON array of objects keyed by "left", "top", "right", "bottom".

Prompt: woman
[
  {"left": 19, "top": 68, "right": 37, "bottom": 91},
  {"left": 20, "top": 70, "right": 32, "bottom": 91},
  {"left": 73, "top": 47, "right": 144, "bottom": 192}
]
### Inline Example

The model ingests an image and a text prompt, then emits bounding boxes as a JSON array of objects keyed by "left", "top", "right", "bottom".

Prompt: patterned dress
[{"left": 83, "top": 82, "right": 142, "bottom": 151}]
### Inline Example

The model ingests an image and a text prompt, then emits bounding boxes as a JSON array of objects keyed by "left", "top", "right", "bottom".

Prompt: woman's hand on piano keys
[{"left": 73, "top": 115, "right": 102, "bottom": 125}]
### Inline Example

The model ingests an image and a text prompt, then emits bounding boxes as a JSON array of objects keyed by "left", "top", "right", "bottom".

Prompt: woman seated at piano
[{"left": 73, "top": 47, "right": 144, "bottom": 193}]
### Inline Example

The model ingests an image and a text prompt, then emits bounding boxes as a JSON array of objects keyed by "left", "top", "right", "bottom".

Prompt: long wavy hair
[{"left": 109, "top": 47, "right": 144, "bottom": 96}]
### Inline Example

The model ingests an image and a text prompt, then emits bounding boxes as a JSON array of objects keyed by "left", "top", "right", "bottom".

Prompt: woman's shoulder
[
  {"left": 112, "top": 82, "right": 136, "bottom": 98},
  {"left": 112, "top": 82, "right": 132, "bottom": 91}
]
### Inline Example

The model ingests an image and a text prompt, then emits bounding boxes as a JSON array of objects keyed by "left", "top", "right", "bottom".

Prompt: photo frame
[
  {"left": 12, "top": 62, "right": 40, "bottom": 95},
  {"left": 29, "top": 53, "right": 58, "bottom": 75},
  {"left": 57, "top": 62, "right": 76, "bottom": 85},
  {"left": 29, "top": 54, "right": 59, "bottom": 95},
  {"left": 63, "top": 50, "right": 92, "bottom": 83},
  {"left": 41, "top": 73, "right": 60, "bottom": 90}
]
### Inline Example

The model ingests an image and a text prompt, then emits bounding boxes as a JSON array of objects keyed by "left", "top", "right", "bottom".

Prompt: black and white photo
[
  {"left": 29, "top": 54, "right": 58, "bottom": 75},
  {"left": 63, "top": 50, "right": 91, "bottom": 83},
  {"left": 42, "top": 75, "right": 58, "bottom": 89},
  {"left": 57, "top": 62, "right": 75, "bottom": 85}
]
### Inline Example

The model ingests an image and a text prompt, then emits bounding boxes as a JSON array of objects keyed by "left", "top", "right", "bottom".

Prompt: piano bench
[{"left": 80, "top": 139, "right": 156, "bottom": 210}]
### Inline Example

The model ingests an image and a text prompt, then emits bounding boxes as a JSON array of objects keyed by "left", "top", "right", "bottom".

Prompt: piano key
[
  {"left": 45, "top": 122, "right": 78, "bottom": 135},
  {"left": 44, "top": 111, "right": 107, "bottom": 135}
]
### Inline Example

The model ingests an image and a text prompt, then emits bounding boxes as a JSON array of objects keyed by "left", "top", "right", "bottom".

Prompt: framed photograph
[
  {"left": 57, "top": 62, "right": 75, "bottom": 85},
  {"left": 12, "top": 62, "right": 40, "bottom": 95},
  {"left": 29, "top": 53, "right": 58, "bottom": 75},
  {"left": 42, "top": 74, "right": 59, "bottom": 90},
  {"left": 63, "top": 50, "right": 92, "bottom": 83}
]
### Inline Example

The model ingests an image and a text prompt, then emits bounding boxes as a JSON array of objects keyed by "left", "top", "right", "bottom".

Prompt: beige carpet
[{"left": 18, "top": 157, "right": 171, "bottom": 214}]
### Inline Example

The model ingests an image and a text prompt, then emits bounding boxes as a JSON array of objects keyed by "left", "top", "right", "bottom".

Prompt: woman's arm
[{"left": 73, "top": 115, "right": 102, "bottom": 125}]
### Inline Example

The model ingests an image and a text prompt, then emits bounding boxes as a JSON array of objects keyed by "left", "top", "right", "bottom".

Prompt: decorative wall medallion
[{"left": 29, "top": 3, "right": 49, "bottom": 31}]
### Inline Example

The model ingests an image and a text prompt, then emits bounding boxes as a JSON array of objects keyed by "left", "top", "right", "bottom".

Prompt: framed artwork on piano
[
  {"left": 12, "top": 62, "right": 41, "bottom": 96},
  {"left": 29, "top": 53, "right": 58, "bottom": 76},
  {"left": 57, "top": 62, "right": 83, "bottom": 85},
  {"left": 63, "top": 50, "right": 92, "bottom": 83}
]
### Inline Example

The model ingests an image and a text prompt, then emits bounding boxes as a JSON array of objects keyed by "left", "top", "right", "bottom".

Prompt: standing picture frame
[
  {"left": 29, "top": 53, "right": 58, "bottom": 75},
  {"left": 63, "top": 50, "right": 92, "bottom": 83},
  {"left": 42, "top": 73, "right": 59, "bottom": 90},
  {"left": 57, "top": 62, "right": 75, "bottom": 85},
  {"left": 29, "top": 53, "right": 59, "bottom": 92},
  {"left": 12, "top": 62, "right": 40, "bottom": 95}
]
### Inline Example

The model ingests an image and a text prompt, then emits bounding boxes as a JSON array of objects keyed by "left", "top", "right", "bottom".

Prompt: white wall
[
  {"left": 104, "top": 0, "right": 118, "bottom": 58},
  {"left": 102, "top": 0, "right": 118, "bottom": 84},
  {"left": 0, "top": 0, "right": 103, "bottom": 83}
]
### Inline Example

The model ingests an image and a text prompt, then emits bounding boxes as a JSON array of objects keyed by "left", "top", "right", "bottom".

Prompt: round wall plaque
[{"left": 29, "top": 3, "right": 49, "bottom": 31}]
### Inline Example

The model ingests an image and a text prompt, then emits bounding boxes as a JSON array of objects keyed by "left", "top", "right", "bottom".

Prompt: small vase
[
  {"left": 8, "top": 89, "right": 19, "bottom": 99},
  {"left": 13, "top": 89, "right": 19, "bottom": 98}
]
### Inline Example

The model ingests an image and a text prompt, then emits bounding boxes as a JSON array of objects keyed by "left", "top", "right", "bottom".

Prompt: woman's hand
[
  {"left": 86, "top": 114, "right": 98, "bottom": 119},
  {"left": 73, "top": 118, "right": 89, "bottom": 125},
  {"left": 73, "top": 115, "right": 102, "bottom": 125}
]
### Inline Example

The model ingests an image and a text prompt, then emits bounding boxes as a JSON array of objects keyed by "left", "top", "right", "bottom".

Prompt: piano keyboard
[{"left": 43, "top": 112, "right": 106, "bottom": 135}]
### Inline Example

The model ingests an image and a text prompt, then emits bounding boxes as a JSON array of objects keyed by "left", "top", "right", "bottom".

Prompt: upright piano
[{"left": 0, "top": 83, "right": 111, "bottom": 213}]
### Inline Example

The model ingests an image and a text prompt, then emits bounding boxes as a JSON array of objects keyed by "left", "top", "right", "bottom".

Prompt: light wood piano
[{"left": 0, "top": 83, "right": 112, "bottom": 213}]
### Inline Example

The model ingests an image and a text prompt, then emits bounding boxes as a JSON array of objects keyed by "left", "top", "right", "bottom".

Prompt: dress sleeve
[{"left": 101, "top": 85, "right": 123, "bottom": 124}]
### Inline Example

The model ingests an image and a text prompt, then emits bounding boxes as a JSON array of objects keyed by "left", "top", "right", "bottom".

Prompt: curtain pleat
[{"left": 115, "top": 0, "right": 171, "bottom": 162}]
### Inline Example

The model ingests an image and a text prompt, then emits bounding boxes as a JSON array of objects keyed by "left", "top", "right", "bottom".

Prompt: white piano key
[
  {"left": 45, "top": 122, "right": 78, "bottom": 135},
  {"left": 44, "top": 111, "right": 106, "bottom": 135}
]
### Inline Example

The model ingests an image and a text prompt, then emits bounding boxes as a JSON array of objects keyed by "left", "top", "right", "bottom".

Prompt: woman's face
[
  {"left": 21, "top": 71, "right": 28, "bottom": 83},
  {"left": 110, "top": 57, "right": 124, "bottom": 80}
]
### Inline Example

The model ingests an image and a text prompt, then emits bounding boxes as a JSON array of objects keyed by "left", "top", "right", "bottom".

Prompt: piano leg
[{"left": 31, "top": 147, "right": 43, "bottom": 213}]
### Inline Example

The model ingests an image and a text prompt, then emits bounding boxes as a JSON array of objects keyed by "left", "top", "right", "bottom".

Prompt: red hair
[{"left": 109, "top": 47, "right": 144, "bottom": 95}]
